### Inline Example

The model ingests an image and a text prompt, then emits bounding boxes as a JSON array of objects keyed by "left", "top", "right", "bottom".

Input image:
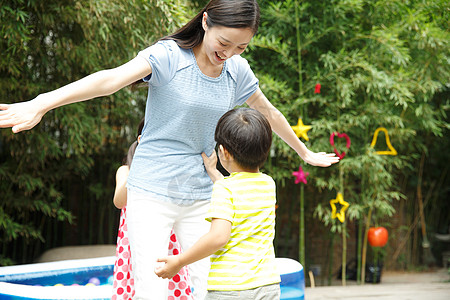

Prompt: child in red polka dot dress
[{"left": 112, "top": 119, "right": 193, "bottom": 300}]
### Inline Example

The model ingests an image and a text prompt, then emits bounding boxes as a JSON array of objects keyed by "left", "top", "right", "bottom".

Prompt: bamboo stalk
[
  {"left": 299, "top": 184, "right": 305, "bottom": 266},
  {"left": 339, "top": 165, "right": 346, "bottom": 286},
  {"left": 361, "top": 206, "right": 373, "bottom": 284},
  {"left": 328, "top": 234, "right": 335, "bottom": 286},
  {"left": 357, "top": 219, "right": 363, "bottom": 284},
  {"left": 342, "top": 226, "right": 347, "bottom": 286},
  {"left": 373, "top": 247, "right": 379, "bottom": 284},
  {"left": 295, "top": 0, "right": 306, "bottom": 268},
  {"left": 294, "top": 0, "right": 303, "bottom": 101},
  {"left": 357, "top": 166, "right": 366, "bottom": 284}
]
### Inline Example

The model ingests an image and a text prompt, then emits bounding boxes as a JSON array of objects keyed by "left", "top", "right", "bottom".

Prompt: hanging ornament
[
  {"left": 291, "top": 118, "right": 312, "bottom": 141},
  {"left": 368, "top": 227, "right": 389, "bottom": 247},
  {"left": 370, "top": 127, "right": 397, "bottom": 155},
  {"left": 330, "top": 192, "right": 349, "bottom": 223},
  {"left": 292, "top": 165, "right": 309, "bottom": 184},
  {"left": 314, "top": 83, "right": 321, "bottom": 94},
  {"left": 330, "top": 132, "right": 351, "bottom": 159}
]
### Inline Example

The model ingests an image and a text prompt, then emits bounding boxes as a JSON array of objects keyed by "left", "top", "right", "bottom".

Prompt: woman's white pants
[{"left": 127, "top": 189, "right": 211, "bottom": 300}]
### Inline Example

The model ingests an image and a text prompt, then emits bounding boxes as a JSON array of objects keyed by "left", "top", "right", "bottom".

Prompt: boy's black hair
[{"left": 215, "top": 107, "right": 272, "bottom": 169}]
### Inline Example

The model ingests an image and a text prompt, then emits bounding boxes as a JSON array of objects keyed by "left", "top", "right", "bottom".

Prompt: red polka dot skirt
[
  {"left": 167, "top": 232, "right": 193, "bottom": 300},
  {"left": 112, "top": 207, "right": 134, "bottom": 300},
  {"left": 112, "top": 207, "right": 193, "bottom": 300}
]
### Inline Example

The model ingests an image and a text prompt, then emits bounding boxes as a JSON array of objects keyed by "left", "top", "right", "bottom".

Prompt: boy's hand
[
  {"left": 202, "top": 151, "right": 223, "bottom": 183},
  {"left": 202, "top": 151, "right": 217, "bottom": 173},
  {"left": 154, "top": 256, "right": 183, "bottom": 279}
]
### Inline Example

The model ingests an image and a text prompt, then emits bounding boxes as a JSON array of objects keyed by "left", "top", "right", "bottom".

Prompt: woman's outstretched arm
[
  {"left": 0, "top": 56, "right": 152, "bottom": 133},
  {"left": 247, "top": 88, "right": 339, "bottom": 167}
]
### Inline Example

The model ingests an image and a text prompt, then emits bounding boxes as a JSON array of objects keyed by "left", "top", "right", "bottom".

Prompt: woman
[{"left": 0, "top": 1, "right": 338, "bottom": 299}]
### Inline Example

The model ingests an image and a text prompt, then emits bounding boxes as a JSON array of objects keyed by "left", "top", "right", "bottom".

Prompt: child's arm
[
  {"left": 155, "top": 218, "right": 231, "bottom": 279},
  {"left": 246, "top": 88, "right": 339, "bottom": 167},
  {"left": 201, "top": 151, "right": 224, "bottom": 183},
  {"left": 112, "top": 165, "right": 129, "bottom": 209}
]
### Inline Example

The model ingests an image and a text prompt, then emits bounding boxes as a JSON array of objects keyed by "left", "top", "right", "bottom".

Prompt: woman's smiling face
[{"left": 201, "top": 13, "right": 254, "bottom": 66}]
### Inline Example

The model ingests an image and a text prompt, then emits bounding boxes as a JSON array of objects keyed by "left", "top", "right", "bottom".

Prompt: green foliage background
[
  {"left": 0, "top": 0, "right": 193, "bottom": 265},
  {"left": 249, "top": 0, "right": 449, "bottom": 275},
  {"left": 1, "top": 0, "right": 448, "bottom": 277}
]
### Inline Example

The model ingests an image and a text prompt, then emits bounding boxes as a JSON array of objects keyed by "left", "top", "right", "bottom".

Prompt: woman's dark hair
[
  {"left": 162, "top": 0, "right": 260, "bottom": 49},
  {"left": 131, "top": 0, "right": 259, "bottom": 88},
  {"left": 123, "top": 118, "right": 145, "bottom": 166},
  {"left": 215, "top": 107, "right": 272, "bottom": 169}
]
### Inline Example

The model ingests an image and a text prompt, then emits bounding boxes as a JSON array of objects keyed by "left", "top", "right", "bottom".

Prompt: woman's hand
[
  {"left": 0, "top": 98, "right": 46, "bottom": 133},
  {"left": 299, "top": 148, "right": 340, "bottom": 167}
]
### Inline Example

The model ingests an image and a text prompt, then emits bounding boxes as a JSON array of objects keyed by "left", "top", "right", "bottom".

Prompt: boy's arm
[
  {"left": 155, "top": 218, "right": 231, "bottom": 279},
  {"left": 202, "top": 151, "right": 224, "bottom": 183}
]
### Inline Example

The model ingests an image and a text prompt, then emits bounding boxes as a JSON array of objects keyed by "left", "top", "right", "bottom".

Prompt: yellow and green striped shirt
[{"left": 206, "top": 172, "right": 281, "bottom": 291}]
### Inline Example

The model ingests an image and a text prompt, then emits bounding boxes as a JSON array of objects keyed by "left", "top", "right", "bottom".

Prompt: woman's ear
[
  {"left": 137, "top": 135, "right": 141, "bottom": 144},
  {"left": 202, "top": 12, "right": 208, "bottom": 31}
]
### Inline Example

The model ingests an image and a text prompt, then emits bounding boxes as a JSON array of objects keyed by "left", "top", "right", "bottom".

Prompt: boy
[{"left": 155, "top": 107, "right": 280, "bottom": 299}]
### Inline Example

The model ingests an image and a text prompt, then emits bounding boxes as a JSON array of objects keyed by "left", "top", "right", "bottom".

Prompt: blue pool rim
[
  {"left": 0, "top": 257, "right": 115, "bottom": 300},
  {"left": 277, "top": 257, "right": 305, "bottom": 300}
]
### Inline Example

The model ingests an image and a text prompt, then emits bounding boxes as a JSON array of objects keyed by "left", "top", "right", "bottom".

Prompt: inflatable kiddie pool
[
  {"left": 0, "top": 256, "right": 304, "bottom": 299},
  {"left": 277, "top": 257, "right": 305, "bottom": 300},
  {"left": 0, "top": 256, "right": 115, "bottom": 299}
]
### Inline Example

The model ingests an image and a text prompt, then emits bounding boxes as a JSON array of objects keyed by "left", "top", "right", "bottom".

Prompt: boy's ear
[
  {"left": 218, "top": 144, "right": 225, "bottom": 156},
  {"left": 137, "top": 135, "right": 141, "bottom": 144},
  {"left": 218, "top": 145, "right": 231, "bottom": 160}
]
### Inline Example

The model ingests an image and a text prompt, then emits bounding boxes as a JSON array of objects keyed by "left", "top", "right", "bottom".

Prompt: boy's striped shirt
[{"left": 206, "top": 172, "right": 280, "bottom": 291}]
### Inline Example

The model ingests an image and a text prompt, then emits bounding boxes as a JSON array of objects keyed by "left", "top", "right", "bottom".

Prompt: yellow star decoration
[
  {"left": 330, "top": 192, "right": 349, "bottom": 223},
  {"left": 291, "top": 118, "right": 312, "bottom": 141}
]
